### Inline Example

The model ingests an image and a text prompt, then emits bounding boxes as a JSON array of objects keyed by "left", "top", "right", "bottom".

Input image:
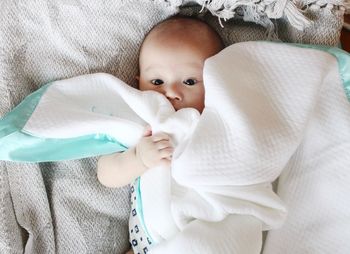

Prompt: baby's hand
[{"left": 136, "top": 126, "right": 173, "bottom": 169}]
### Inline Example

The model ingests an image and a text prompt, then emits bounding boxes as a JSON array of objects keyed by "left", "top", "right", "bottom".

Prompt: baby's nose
[{"left": 165, "top": 84, "right": 182, "bottom": 101}]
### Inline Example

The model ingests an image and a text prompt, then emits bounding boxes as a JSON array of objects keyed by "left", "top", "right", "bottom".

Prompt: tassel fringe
[{"left": 166, "top": 0, "right": 348, "bottom": 32}]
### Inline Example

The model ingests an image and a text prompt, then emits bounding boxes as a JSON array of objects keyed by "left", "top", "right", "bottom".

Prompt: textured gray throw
[{"left": 0, "top": 0, "right": 347, "bottom": 253}]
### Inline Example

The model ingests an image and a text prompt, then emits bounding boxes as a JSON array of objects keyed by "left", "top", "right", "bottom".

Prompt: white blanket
[{"left": 21, "top": 41, "right": 350, "bottom": 253}]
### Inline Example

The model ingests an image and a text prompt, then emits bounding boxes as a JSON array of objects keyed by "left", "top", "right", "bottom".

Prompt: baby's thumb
[{"left": 143, "top": 125, "right": 152, "bottom": 137}]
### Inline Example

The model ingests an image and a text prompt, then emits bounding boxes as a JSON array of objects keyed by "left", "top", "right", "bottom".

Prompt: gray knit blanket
[{"left": 0, "top": 0, "right": 347, "bottom": 253}]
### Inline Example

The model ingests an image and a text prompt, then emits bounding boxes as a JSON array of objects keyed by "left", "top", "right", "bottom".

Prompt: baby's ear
[{"left": 135, "top": 76, "right": 140, "bottom": 81}]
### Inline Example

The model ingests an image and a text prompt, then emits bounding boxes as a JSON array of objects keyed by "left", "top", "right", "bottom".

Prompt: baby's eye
[
  {"left": 183, "top": 79, "right": 197, "bottom": 86},
  {"left": 151, "top": 79, "right": 164, "bottom": 86}
]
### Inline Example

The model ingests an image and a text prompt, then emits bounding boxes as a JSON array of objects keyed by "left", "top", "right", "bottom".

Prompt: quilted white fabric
[
  {"left": 147, "top": 42, "right": 350, "bottom": 253},
  {"left": 261, "top": 56, "right": 350, "bottom": 254},
  {"left": 21, "top": 41, "right": 350, "bottom": 253}
]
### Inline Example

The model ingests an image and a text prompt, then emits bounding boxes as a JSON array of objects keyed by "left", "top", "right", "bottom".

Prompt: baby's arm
[
  {"left": 97, "top": 127, "right": 173, "bottom": 188},
  {"left": 97, "top": 146, "right": 147, "bottom": 188}
]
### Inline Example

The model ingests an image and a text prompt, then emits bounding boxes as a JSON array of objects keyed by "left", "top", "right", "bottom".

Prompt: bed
[{"left": 0, "top": 0, "right": 349, "bottom": 253}]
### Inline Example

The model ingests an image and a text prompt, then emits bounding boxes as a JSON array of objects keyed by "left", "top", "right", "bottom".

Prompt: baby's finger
[
  {"left": 159, "top": 147, "right": 173, "bottom": 158},
  {"left": 156, "top": 140, "right": 172, "bottom": 150},
  {"left": 152, "top": 132, "right": 170, "bottom": 142}
]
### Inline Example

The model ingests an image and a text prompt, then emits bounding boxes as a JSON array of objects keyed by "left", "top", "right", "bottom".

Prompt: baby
[{"left": 97, "top": 16, "right": 223, "bottom": 253}]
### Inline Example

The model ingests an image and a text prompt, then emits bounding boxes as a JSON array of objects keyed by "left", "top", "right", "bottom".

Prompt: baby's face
[{"left": 138, "top": 32, "right": 217, "bottom": 113}]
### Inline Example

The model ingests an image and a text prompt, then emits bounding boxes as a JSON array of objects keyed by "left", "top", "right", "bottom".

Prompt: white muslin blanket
[{"left": 19, "top": 41, "right": 350, "bottom": 253}]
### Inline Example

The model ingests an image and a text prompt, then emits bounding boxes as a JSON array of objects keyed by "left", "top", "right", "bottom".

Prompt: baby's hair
[{"left": 140, "top": 15, "right": 224, "bottom": 57}]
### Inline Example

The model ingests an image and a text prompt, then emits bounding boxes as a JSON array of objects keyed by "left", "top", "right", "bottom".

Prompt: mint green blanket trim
[
  {"left": 291, "top": 43, "right": 350, "bottom": 102},
  {"left": 0, "top": 131, "right": 127, "bottom": 162},
  {"left": 0, "top": 83, "right": 50, "bottom": 137},
  {"left": 0, "top": 83, "right": 127, "bottom": 162}
]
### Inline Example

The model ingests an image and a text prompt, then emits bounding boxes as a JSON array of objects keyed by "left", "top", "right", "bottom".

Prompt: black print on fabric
[{"left": 129, "top": 181, "right": 153, "bottom": 253}]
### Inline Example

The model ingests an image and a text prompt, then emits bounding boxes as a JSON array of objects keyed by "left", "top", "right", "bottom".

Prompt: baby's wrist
[{"left": 133, "top": 146, "right": 149, "bottom": 172}]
